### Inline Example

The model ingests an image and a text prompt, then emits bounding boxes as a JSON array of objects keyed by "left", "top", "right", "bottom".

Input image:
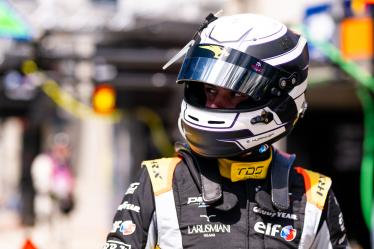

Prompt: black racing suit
[{"left": 104, "top": 147, "right": 349, "bottom": 249}]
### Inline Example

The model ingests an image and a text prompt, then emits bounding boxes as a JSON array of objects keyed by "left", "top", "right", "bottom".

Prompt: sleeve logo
[
  {"left": 119, "top": 220, "right": 136, "bottom": 236},
  {"left": 103, "top": 240, "right": 131, "bottom": 249},
  {"left": 125, "top": 182, "right": 140, "bottom": 195},
  {"left": 111, "top": 220, "right": 137, "bottom": 236}
]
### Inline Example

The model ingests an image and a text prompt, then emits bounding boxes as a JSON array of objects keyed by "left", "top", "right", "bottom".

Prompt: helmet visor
[{"left": 177, "top": 44, "right": 294, "bottom": 102}]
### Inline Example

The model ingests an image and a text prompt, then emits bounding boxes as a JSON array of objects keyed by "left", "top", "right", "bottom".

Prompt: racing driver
[{"left": 103, "top": 12, "right": 350, "bottom": 249}]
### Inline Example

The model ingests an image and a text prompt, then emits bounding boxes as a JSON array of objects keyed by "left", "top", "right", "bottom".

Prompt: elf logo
[{"left": 254, "top": 222, "right": 297, "bottom": 241}]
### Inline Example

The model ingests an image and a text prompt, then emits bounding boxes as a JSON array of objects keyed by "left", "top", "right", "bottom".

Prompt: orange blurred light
[
  {"left": 352, "top": 0, "right": 366, "bottom": 14},
  {"left": 92, "top": 84, "right": 116, "bottom": 115},
  {"left": 21, "top": 238, "right": 38, "bottom": 249},
  {"left": 340, "top": 17, "right": 373, "bottom": 60}
]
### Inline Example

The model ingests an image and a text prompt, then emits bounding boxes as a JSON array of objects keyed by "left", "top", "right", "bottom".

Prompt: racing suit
[{"left": 104, "top": 145, "right": 349, "bottom": 249}]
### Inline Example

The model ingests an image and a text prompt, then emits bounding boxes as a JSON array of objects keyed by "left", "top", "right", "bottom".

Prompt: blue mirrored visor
[{"left": 177, "top": 44, "right": 293, "bottom": 101}]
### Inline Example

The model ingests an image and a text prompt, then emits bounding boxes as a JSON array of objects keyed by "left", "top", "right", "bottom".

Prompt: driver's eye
[
  {"left": 233, "top": 92, "right": 246, "bottom": 97},
  {"left": 205, "top": 87, "right": 217, "bottom": 95}
]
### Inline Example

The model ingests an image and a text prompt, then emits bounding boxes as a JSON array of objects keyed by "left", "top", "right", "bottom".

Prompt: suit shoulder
[{"left": 141, "top": 157, "right": 182, "bottom": 195}]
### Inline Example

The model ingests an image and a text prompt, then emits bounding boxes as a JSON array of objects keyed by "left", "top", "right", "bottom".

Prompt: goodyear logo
[{"left": 199, "top": 45, "right": 230, "bottom": 59}]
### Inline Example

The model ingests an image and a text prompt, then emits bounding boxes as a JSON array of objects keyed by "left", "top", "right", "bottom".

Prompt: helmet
[{"left": 176, "top": 13, "right": 309, "bottom": 158}]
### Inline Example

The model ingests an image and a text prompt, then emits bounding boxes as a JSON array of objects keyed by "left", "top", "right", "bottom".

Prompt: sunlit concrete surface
[{"left": 0, "top": 210, "right": 109, "bottom": 249}]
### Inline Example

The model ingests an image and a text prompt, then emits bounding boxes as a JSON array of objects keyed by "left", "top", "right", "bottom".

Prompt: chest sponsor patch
[
  {"left": 187, "top": 196, "right": 210, "bottom": 208},
  {"left": 280, "top": 225, "right": 297, "bottom": 241},
  {"left": 254, "top": 221, "right": 297, "bottom": 241},
  {"left": 231, "top": 164, "right": 268, "bottom": 180},
  {"left": 253, "top": 206, "right": 298, "bottom": 220},
  {"left": 188, "top": 223, "right": 231, "bottom": 237},
  {"left": 218, "top": 153, "right": 272, "bottom": 182}
]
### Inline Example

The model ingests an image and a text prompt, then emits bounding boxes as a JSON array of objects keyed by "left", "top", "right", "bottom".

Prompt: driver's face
[{"left": 204, "top": 84, "right": 249, "bottom": 109}]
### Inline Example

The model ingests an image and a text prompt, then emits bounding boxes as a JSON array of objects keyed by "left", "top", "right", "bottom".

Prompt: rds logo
[
  {"left": 254, "top": 222, "right": 297, "bottom": 241},
  {"left": 237, "top": 166, "right": 264, "bottom": 176}
]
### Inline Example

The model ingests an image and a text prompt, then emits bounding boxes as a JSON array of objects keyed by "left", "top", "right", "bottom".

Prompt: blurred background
[{"left": 0, "top": 0, "right": 373, "bottom": 248}]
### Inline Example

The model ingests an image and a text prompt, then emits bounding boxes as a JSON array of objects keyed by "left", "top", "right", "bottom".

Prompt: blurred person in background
[
  {"left": 31, "top": 132, "right": 75, "bottom": 248},
  {"left": 104, "top": 13, "right": 350, "bottom": 248}
]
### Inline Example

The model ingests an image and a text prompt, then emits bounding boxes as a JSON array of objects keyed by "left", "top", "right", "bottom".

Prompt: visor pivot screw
[
  {"left": 271, "top": 88, "right": 281, "bottom": 96},
  {"left": 280, "top": 79, "right": 287, "bottom": 88},
  {"left": 291, "top": 78, "right": 296, "bottom": 85},
  {"left": 261, "top": 110, "right": 271, "bottom": 123}
]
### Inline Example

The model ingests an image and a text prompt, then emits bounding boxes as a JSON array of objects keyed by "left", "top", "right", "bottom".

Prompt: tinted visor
[
  {"left": 177, "top": 44, "right": 295, "bottom": 108},
  {"left": 184, "top": 82, "right": 269, "bottom": 109}
]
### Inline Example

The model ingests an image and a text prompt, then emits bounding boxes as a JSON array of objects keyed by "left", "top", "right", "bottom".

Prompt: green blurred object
[
  {"left": 357, "top": 87, "right": 374, "bottom": 232},
  {"left": 300, "top": 25, "right": 374, "bottom": 231},
  {"left": 0, "top": 1, "right": 31, "bottom": 40}
]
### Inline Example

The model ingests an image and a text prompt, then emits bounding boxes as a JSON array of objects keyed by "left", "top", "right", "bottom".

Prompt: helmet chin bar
[
  {"left": 178, "top": 100, "right": 295, "bottom": 158},
  {"left": 181, "top": 118, "right": 291, "bottom": 158}
]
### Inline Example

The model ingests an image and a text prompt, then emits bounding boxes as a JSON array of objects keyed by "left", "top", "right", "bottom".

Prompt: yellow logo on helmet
[{"left": 199, "top": 45, "right": 230, "bottom": 59}]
